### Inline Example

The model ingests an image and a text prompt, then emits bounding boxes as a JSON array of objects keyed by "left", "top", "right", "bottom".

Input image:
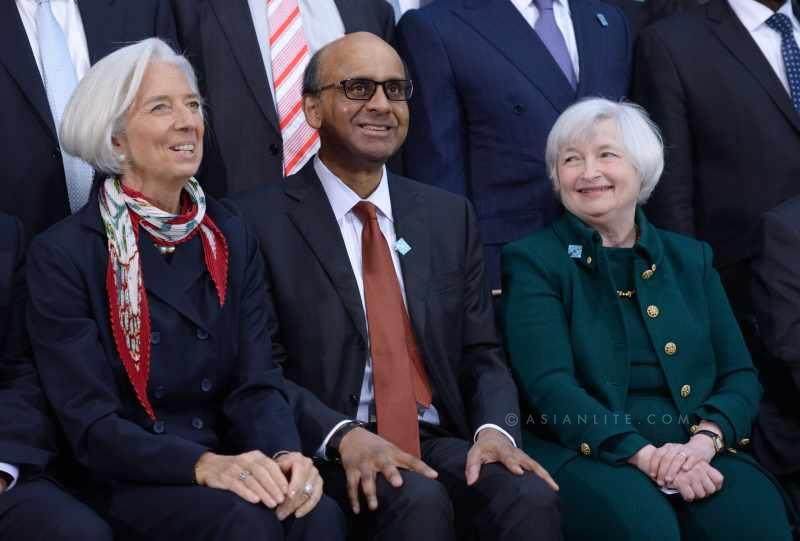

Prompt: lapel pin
[
  {"left": 596, "top": 13, "right": 609, "bottom": 26},
  {"left": 567, "top": 244, "right": 583, "bottom": 258},
  {"left": 395, "top": 238, "right": 412, "bottom": 255}
]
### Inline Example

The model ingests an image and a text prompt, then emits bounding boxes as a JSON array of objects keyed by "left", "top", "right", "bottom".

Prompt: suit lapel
[
  {"left": 457, "top": 0, "right": 575, "bottom": 113},
  {"left": 334, "top": 0, "right": 361, "bottom": 30},
  {"left": 389, "top": 176, "right": 431, "bottom": 352},
  {"left": 572, "top": 0, "right": 611, "bottom": 97},
  {"left": 78, "top": 0, "right": 116, "bottom": 64},
  {"left": 708, "top": 0, "right": 800, "bottom": 134},
  {"left": 210, "top": 0, "right": 280, "bottom": 132},
  {"left": 0, "top": 1, "right": 56, "bottom": 138},
  {"left": 285, "top": 167, "right": 369, "bottom": 342}
]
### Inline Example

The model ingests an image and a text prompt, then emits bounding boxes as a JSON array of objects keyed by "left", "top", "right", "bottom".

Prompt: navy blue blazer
[
  {"left": 397, "top": 0, "right": 631, "bottom": 290},
  {"left": 26, "top": 197, "right": 301, "bottom": 486},
  {"left": 0, "top": 0, "right": 176, "bottom": 239},
  {"left": 226, "top": 163, "right": 523, "bottom": 455},
  {"left": 0, "top": 213, "right": 60, "bottom": 473}
]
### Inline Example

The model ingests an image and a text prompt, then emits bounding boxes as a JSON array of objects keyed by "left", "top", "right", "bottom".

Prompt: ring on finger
[
  {"left": 303, "top": 482, "right": 314, "bottom": 496},
  {"left": 239, "top": 470, "right": 251, "bottom": 482},
  {"left": 677, "top": 452, "right": 688, "bottom": 459}
]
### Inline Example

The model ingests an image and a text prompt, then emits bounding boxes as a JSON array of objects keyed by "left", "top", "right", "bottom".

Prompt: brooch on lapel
[
  {"left": 394, "top": 238, "right": 412, "bottom": 255},
  {"left": 567, "top": 244, "right": 583, "bottom": 258},
  {"left": 596, "top": 13, "right": 609, "bottom": 26}
]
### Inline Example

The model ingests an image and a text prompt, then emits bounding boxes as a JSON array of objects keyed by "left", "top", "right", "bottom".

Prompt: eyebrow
[{"left": 142, "top": 93, "right": 201, "bottom": 105}]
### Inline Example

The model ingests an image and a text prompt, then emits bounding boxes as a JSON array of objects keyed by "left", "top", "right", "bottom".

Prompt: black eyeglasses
[{"left": 313, "top": 79, "right": 414, "bottom": 101}]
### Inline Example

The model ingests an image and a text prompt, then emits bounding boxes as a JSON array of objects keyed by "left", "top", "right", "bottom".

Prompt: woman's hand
[
  {"left": 648, "top": 441, "right": 715, "bottom": 487},
  {"left": 273, "top": 452, "right": 324, "bottom": 520},
  {"left": 671, "top": 461, "right": 724, "bottom": 502},
  {"left": 194, "top": 451, "right": 290, "bottom": 507},
  {"left": 627, "top": 444, "right": 657, "bottom": 475}
]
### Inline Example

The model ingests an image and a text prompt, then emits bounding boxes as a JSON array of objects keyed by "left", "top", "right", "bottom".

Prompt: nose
[
  {"left": 366, "top": 83, "right": 392, "bottom": 113},
  {"left": 174, "top": 103, "right": 201, "bottom": 131},
  {"left": 580, "top": 156, "right": 601, "bottom": 179}
]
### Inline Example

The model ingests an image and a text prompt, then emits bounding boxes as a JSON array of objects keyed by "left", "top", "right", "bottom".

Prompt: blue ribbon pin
[
  {"left": 596, "top": 13, "right": 608, "bottom": 26},
  {"left": 395, "top": 238, "right": 412, "bottom": 255},
  {"left": 568, "top": 244, "right": 583, "bottom": 258}
]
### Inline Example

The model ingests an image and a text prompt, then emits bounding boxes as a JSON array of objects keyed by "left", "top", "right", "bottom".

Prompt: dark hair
[{"left": 302, "top": 43, "right": 411, "bottom": 96}]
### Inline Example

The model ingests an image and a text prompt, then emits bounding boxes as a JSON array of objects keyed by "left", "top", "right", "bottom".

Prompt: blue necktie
[
  {"left": 533, "top": 0, "right": 576, "bottom": 89},
  {"left": 766, "top": 13, "right": 800, "bottom": 113},
  {"left": 36, "top": 0, "right": 94, "bottom": 213}
]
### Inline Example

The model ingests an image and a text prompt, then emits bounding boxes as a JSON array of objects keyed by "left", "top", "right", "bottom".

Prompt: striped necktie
[
  {"left": 766, "top": 13, "right": 800, "bottom": 113},
  {"left": 267, "top": 0, "right": 320, "bottom": 176},
  {"left": 36, "top": 0, "right": 94, "bottom": 213}
]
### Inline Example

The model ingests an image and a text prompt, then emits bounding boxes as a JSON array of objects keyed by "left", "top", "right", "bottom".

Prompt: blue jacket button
[
  {"left": 150, "top": 331, "right": 161, "bottom": 345},
  {"left": 154, "top": 386, "right": 166, "bottom": 399},
  {"left": 196, "top": 328, "right": 209, "bottom": 340},
  {"left": 192, "top": 418, "right": 204, "bottom": 430},
  {"left": 201, "top": 378, "right": 212, "bottom": 392},
  {"left": 153, "top": 420, "right": 165, "bottom": 434}
]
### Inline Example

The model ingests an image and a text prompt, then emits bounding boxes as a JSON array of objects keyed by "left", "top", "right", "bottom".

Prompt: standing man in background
[
  {"left": 0, "top": 0, "right": 176, "bottom": 238},
  {"left": 397, "top": 0, "right": 631, "bottom": 299},
  {"left": 171, "top": 0, "right": 395, "bottom": 197}
]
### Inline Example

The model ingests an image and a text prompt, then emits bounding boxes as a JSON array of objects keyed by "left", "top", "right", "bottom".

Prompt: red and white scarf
[{"left": 99, "top": 177, "right": 228, "bottom": 419}]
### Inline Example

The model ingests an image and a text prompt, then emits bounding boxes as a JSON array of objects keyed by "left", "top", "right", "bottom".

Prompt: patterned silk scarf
[{"left": 99, "top": 177, "right": 228, "bottom": 419}]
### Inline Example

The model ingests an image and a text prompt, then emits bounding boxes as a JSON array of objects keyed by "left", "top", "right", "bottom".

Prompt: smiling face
[
  {"left": 556, "top": 118, "right": 642, "bottom": 230},
  {"left": 113, "top": 61, "right": 204, "bottom": 191},
  {"left": 304, "top": 33, "right": 409, "bottom": 171}
]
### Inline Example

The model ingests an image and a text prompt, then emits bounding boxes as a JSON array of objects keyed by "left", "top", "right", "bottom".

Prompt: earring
[{"left": 117, "top": 154, "right": 126, "bottom": 163}]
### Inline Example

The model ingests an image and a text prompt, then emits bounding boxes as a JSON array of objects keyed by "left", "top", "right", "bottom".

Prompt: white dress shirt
[
  {"left": 15, "top": 0, "right": 91, "bottom": 83},
  {"left": 0, "top": 464, "right": 19, "bottom": 491},
  {"left": 727, "top": 0, "right": 800, "bottom": 95},
  {"left": 247, "top": 0, "right": 345, "bottom": 103},
  {"left": 510, "top": 0, "right": 581, "bottom": 81},
  {"left": 313, "top": 156, "right": 516, "bottom": 456}
]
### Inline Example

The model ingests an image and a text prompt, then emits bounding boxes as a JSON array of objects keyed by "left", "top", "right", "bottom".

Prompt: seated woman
[
  {"left": 25, "top": 38, "right": 344, "bottom": 541},
  {"left": 502, "top": 98, "right": 794, "bottom": 541}
]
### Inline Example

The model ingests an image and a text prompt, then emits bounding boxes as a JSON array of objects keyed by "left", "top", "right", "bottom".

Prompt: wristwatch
[
  {"left": 326, "top": 421, "right": 365, "bottom": 462},
  {"left": 694, "top": 429, "right": 724, "bottom": 454}
]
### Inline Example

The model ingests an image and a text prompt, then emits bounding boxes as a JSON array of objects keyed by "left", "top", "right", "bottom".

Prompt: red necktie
[{"left": 354, "top": 202, "right": 432, "bottom": 457}]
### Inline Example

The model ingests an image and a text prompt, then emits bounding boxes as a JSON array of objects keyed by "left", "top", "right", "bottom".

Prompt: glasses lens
[{"left": 344, "top": 79, "right": 376, "bottom": 100}]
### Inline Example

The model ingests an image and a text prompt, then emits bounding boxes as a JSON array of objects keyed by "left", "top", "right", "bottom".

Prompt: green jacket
[{"left": 502, "top": 209, "right": 761, "bottom": 474}]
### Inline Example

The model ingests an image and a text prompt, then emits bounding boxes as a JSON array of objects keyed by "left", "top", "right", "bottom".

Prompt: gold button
[
  {"left": 728, "top": 448, "right": 738, "bottom": 454},
  {"left": 580, "top": 442, "right": 591, "bottom": 456},
  {"left": 641, "top": 269, "right": 654, "bottom": 280},
  {"left": 586, "top": 256, "right": 593, "bottom": 264},
  {"left": 664, "top": 342, "right": 677, "bottom": 355},
  {"left": 690, "top": 424, "right": 699, "bottom": 434},
  {"left": 651, "top": 264, "right": 657, "bottom": 272},
  {"left": 738, "top": 438, "right": 751, "bottom": 447},
  {"left": 646, "top": 305, "right": 660, "bottom": 318},
  {"left": 680, "top": 384, "right": 691, "bottom": 398}
]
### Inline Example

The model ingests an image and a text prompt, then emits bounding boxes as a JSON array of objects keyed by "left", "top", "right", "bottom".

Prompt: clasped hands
[
  {"left": 194, "top": 450, "right": 323, "bottom": 520},
  {"left": 337, "top": 427, "right": 558, "bottom": 515},
  {"left": 628, "top": 435, "right": 724, "bottom": 502}
]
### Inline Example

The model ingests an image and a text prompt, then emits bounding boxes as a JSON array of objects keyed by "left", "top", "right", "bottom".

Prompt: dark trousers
[
  {"left": 319, "top": 428, "right": 562, "bottom": 541},
  {"left": 0, "top": 478, "right": 112, "bottom": 541},
  {"left": 102, "top": 483, "right": 346, "bottom": 541}
]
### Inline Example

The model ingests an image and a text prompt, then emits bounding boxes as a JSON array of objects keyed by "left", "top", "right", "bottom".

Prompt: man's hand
[
  {"left": 671, "top": 461, "right": 724, "bottom": 502},
  {"left": 274, "top": 452, "right": 323, "bottom": 520},
  {"left": 0, "top": 476, "right": 7, "bottom": 495},
  {"left": 338, "top": 427, "right": 438, "bottom": 514},
  {"left": 466, "top": 429, "right": 558, "bottom": 491},
  {"left": 194, "top": 451, "right": 289, "bottom": 507}
]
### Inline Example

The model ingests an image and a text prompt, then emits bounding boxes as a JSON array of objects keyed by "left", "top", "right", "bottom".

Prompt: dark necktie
[
  {"left": 533, "top": 0, "right": 576, "bottom": 89},
  {"left": 766, "top": 13, "right": 800, "bottom": 112},
  {"left": 353, "top": 201, "right": 432, "bottom": 458}
]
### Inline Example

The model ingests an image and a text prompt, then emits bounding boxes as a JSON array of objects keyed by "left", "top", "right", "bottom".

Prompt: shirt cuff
[
  {"left": 474, "top": 424, "right": 517, "bottom": 448},
  {"left": 316, "top": 419, "right": 355, "bottom": 460},
  {"left": 0, "top": 462, "right": 19, "bottom": 491}
]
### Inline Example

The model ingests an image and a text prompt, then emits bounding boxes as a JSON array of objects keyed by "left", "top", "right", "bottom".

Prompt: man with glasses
[{"left": 227, "top": 32, "right": 562, "bottom": 541}]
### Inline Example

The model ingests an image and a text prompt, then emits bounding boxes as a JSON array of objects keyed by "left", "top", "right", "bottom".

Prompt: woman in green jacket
[{"left": 502, "top": 98, "right": 793, "bottom": 540}]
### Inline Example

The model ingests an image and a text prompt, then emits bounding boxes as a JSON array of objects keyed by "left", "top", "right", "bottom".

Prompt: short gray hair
[
  {"left": 60, "top": 38, "right": 200, "bottom": 175},
  {"left": 545, "top": 98, "right": 664, "bottom": 204}
]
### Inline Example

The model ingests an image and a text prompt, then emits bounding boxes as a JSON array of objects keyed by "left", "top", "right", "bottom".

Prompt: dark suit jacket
[
  {"left": 226, "top": 163, "right": 522, "bottom": 455},
  {"left": 0, "top": 214, "right": 59, "bottom": 475},
  {"left": 397, "top": 0, "right": 632, "bottom": 290},
  {"left": 0, "top": 1, "right": 176, "bottom": 239},
  {"left": 631, "top": 0, "right": 800, "bottom": 272},
  {"left": 171, "top": 0, "right": 396, "bottom": 197},
  {"left": 602, "top": 0, "right": 708, "bottom": 37},
  {"left": 752, "top": 196, "right": 800, "bottom": 477},
  {"left": 25, "top": 197, "right": 301, "bottom": 486}
]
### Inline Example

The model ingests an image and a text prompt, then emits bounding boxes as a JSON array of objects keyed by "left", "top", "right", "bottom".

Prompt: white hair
[
  {"left": 545, "top": 98, "right": 664, "bottom": 204},
  {"left": 60, "top": 38, "right": 200, "bottom": 175}
]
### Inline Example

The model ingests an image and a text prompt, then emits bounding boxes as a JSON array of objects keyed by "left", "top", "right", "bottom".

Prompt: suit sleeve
[
  {"left": 459, "top": 201, "right": 523, "bottom": 443},
  {"left": 397, "top": 11, "right": 467, "bottom": 197},
  {"left": 691, "top": 242, "right": 762, "bottom": 447},
  {"left": 26, "top": 236, "right": 207, "bottom": 485},
  {"left": 631, "top": 27, "right": 695, "bottom": 236},
  {"left": 221, "top": 227, "right": 302, "bottom": 456},
  {"left": 0, "top": 217, "right": 58, "bottom": 471},
  {"left": 502, "top": 243, "right": 650, "bottom": 463}
]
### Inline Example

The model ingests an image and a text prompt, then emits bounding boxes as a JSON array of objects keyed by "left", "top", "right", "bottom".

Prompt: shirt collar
[
  {"left": 314, "top": 155, "right": 393, "bottom": 224},
  {"left": 510, "top": 0, "right": 571, "bottom": 11},
  {"left": 727, "top": 0, "right": 798, "bottom": 33}
]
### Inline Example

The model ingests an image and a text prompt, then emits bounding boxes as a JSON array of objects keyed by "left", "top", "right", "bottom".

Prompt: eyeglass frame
[{"left": 309, "top": 78, "right": 414, "bottom": 101}]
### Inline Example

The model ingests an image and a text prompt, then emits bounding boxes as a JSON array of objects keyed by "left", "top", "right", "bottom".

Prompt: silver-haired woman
[
  {"left": 502, "top": 98, "right": 793, "bottom": 540},
  {"left": 25, "top": 38, "right": 345, "bottom": 541}
]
